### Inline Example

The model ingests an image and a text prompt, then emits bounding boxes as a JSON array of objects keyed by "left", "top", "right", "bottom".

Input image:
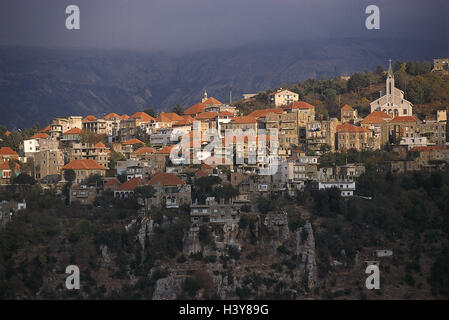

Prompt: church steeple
[
  {"left": 387, "top": 59, "right": 394, "bottom": 77},
  {"left": 386, "top": 59, "right": 394, "bottom": 96},
  {"left": 202, "top": 89, "right": 208, "bottom": 103}
]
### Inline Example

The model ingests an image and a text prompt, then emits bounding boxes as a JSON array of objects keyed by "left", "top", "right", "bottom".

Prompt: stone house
[{"left": 61, "top": 159, "right": 107, "bottom": 184}]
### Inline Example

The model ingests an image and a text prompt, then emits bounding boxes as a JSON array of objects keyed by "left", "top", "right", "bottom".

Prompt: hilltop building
[{"left": 370, "top": 60, "right": 413, "bottom": 117}]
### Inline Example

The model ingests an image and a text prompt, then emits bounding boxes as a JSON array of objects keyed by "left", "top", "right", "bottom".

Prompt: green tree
[
  {"left": 347, "top": 72, "right": 370, "bottom": 93},
  {"left": 142, "top": 108, "right": 156, "bottom": 118},
  {"left": 12, "top": 173, "right": 36, "bottom": 185},
  {"left": 109, "top": 151, "right": 125, "bottom": 170},
  {"left": 64, "top": 169, "right": 76, "bottom": 184},
  {"left": 323, "top": 88, "right": 337, "bottom": 102},
  {"left": 213, "top": 184, "right": 239, "bottom": 202},
  {"left": 172, "top": 104, "right": 184, "bottom": 115},
  {"left": 376, "top": 65, "right": 384, "bottom": 75},
  {"left": 134, "top": 185, "right": 156, "bottom": 199}
]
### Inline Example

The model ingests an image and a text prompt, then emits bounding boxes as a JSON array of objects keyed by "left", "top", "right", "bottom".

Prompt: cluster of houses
[{"left": 1, "top": 62, "right": 448, "bottom": 228}]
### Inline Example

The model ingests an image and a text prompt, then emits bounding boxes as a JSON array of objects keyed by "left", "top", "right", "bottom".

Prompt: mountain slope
[{"left": 0, "top": 38, "right": 444, "bottom": 129}]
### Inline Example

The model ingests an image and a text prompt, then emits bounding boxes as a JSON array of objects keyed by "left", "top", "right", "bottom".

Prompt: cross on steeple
[{"left": 387, "top": 58, "right": 394, "bottom": 77}]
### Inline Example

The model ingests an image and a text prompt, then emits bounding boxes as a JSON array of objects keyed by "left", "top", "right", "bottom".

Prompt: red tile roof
[
  {"left": 184, "top": 102, "right": 207, "bottom": 115},
  {"left": 93, "top": 142, "right": 109, "bottom": 151},
  {"left": 156, "top": 145, "right": 175, "bottom": 154},
  {"left": 40, "top": 125, "right": 51, "bottom": 132},
  {"left": 195, "top": 112, "right": 219, "bottom": 120},
  {"left": 248, "top": 108, "right": 283, "bottom": 118},
  {"left": 83, "top": 115, "right": 97, "bottom": 122},
  {"left": 340, "top": 104, "right": 353, "bottom": 111},
  {"left": 103, "top": 113, "right": 121, "bottom": 120},
  {"left": 27, "top": 132, "right": 50, "bottom": 140},
  {"left": 156, "top": 112, "right": 184, "bottom": 122},
  {"left": 218, "top": 111, "right": 234, "bottom": 117},
  {"left": 122, "top": 138, "right": 145, "bottom": 146},
  {"left": 121, "top": 114, "right": 130, "bottom": 120},
  {"left": 116, "top": 178, "right": 150, "bottom": 191},
  {"left": 285, "top": 101, "right": 315, "bottom": 110},
  {"left": 181, "top": 115, "right": 195, "bottom": 121},
  {"left": 202, "top": 97, "right": 222, "bottom": 105},
  {"left": 361, "top": 111, "right": 392, "bottom": 124},
  {"left": 337, "top": 122, "right": 371, "bottom": 133},
  {"left": 131, "top": 112, "right": 155, "bottom": 122},
  {"left": 5, "top": 130, "right": 11, "bottom": 137},
  {"left": 391, "top": 116, "right": 420, "bottom": 123},
  {"left": 149, "top": 172, "right": 185, "bottom": 186},
  {"left": 194, "top": 170, "right": 209, "bottom": 177},
  {"left": 232, "top": 116, "right": 258, "bottom": 124},
  {"left": 62, "top": 159, "right": 107, "bottom": 171},
  {"left": 0, "top": 160, "right": 20, "bottom": 170},
  {"left": 173, "top": 118, "right": 194, "bottom": 126},
  {"left": 132, "top": 147, "right": 156, "bottom": 155},
  {"left": 201, "top": 163, "right": 212, "bottom": 169},
  {"left": 0, "top": 147, "right": 18, "bottom": 156},
  {"left": 63, "top": 128, "right": 82, "bottom": 135}
]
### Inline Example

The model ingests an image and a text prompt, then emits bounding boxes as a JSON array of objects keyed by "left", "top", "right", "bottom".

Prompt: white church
[{"left": 370, "top": 60, "right": 413, "bottom": 117}]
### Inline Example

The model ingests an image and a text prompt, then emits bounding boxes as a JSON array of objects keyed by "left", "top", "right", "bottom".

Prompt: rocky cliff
[{"left": 136, "top": 210, "right": 318, "bottom": 300}]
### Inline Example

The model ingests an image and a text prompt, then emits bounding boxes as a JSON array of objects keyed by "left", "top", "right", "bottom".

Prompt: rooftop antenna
[{"left": 230, "top": 89, "right": 232, "bottom": 104}]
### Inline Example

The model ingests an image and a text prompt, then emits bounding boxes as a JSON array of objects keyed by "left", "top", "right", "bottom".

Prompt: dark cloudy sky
[{"left": 0, "top": 0, "right": 447, "bottom": 52}]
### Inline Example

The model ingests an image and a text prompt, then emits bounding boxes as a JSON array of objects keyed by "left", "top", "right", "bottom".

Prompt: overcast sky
[{"left": 0, "top": 0, "right": 447, "bottom": 52}]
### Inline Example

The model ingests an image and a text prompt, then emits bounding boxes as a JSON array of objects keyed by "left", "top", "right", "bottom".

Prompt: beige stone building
[
  {"left": 270, "top": 89, "right": 299, "bottom": 107},
  {"left": 61, "top": 159, "right": 107, "bottom": 184},
  {"left": 306, "top": 118, "right": 340, "bottom": 152},
  {"left": 82, "top": 115, "right": 108, "bottom": 135},
  {"left": 68, "top": 142, "right": 110, "bottom": 169},
  {"left": 336, "top": 122, "right": 372, "bottom": 151},
  {"left": 340, "top": 105, "right": 358, "bottom": 123},
  {"left": 34, "top": 149, "right": 64, "bottom": 180},
  {"left": 50, "top": 116, "right": 83, "bottom": 140},
  {"left": 360, "top": 111, "right": 392, "bottom": 149},
  {"left": 147, "top": 172, "right": 191, "bottom": 209},
  {"left": 389, "top": 116, "right": 421, "bottom": 145}
]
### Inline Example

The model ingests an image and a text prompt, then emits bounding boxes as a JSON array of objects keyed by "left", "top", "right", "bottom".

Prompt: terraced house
[
  {"left": 62, "top": 159, "right": 107, "bottom": 184},
  {"left": 336, "top": 122, "right": 373, "bottom": 151}
]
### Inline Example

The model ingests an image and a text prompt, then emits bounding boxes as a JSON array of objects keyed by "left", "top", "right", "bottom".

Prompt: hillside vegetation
[{"left": 235, "top": 60, "right": 449, "bottom": 120}]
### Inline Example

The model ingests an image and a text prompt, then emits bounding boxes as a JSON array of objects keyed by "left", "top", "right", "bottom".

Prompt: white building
[
  {"left": 270, "top": 89, "right": 299, "bottom": 107},
  {"left": 314, "top": 181, "right": 356, "bottom": 197},
  {"left": 370, "top": 60, "right": 413, "bottom": 117}
]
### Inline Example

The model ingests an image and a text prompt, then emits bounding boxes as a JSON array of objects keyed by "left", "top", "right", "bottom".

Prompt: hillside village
[
  {"left": 1, "top": 60, "right": 449, "bottom": 299},
  {"left": 1, "top": 61, "right": 448, "bottom": 211}
]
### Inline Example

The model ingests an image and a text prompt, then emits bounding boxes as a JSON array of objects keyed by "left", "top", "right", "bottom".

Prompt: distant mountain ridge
[{"left": 0, "top": 38, "right": 444, "bottom": 129}]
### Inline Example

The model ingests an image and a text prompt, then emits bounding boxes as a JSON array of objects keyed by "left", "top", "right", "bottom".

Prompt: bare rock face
[
  {"left": 152, "top": 211, "right": 318, "bottom": 299},
  {"left": 264, "top": 212, "right": 290, "bottom": 248},
  {"left": 211, "top": 272, "right": 238, "bottom": 300},
  {"left": 137, "top": 217, "right": 154, "bottom": 252},
  {"left": 99, "top": 245, "right": 111, "bottom": 267},
  {"left": 183, "top": 225, "right": 201, "bottom": 256},
  {"left": 152, "top": 277, "right": 184, "bottom": 300},
  {"left": 294, "top": 222, "right": 317, "bottom": 289}
]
